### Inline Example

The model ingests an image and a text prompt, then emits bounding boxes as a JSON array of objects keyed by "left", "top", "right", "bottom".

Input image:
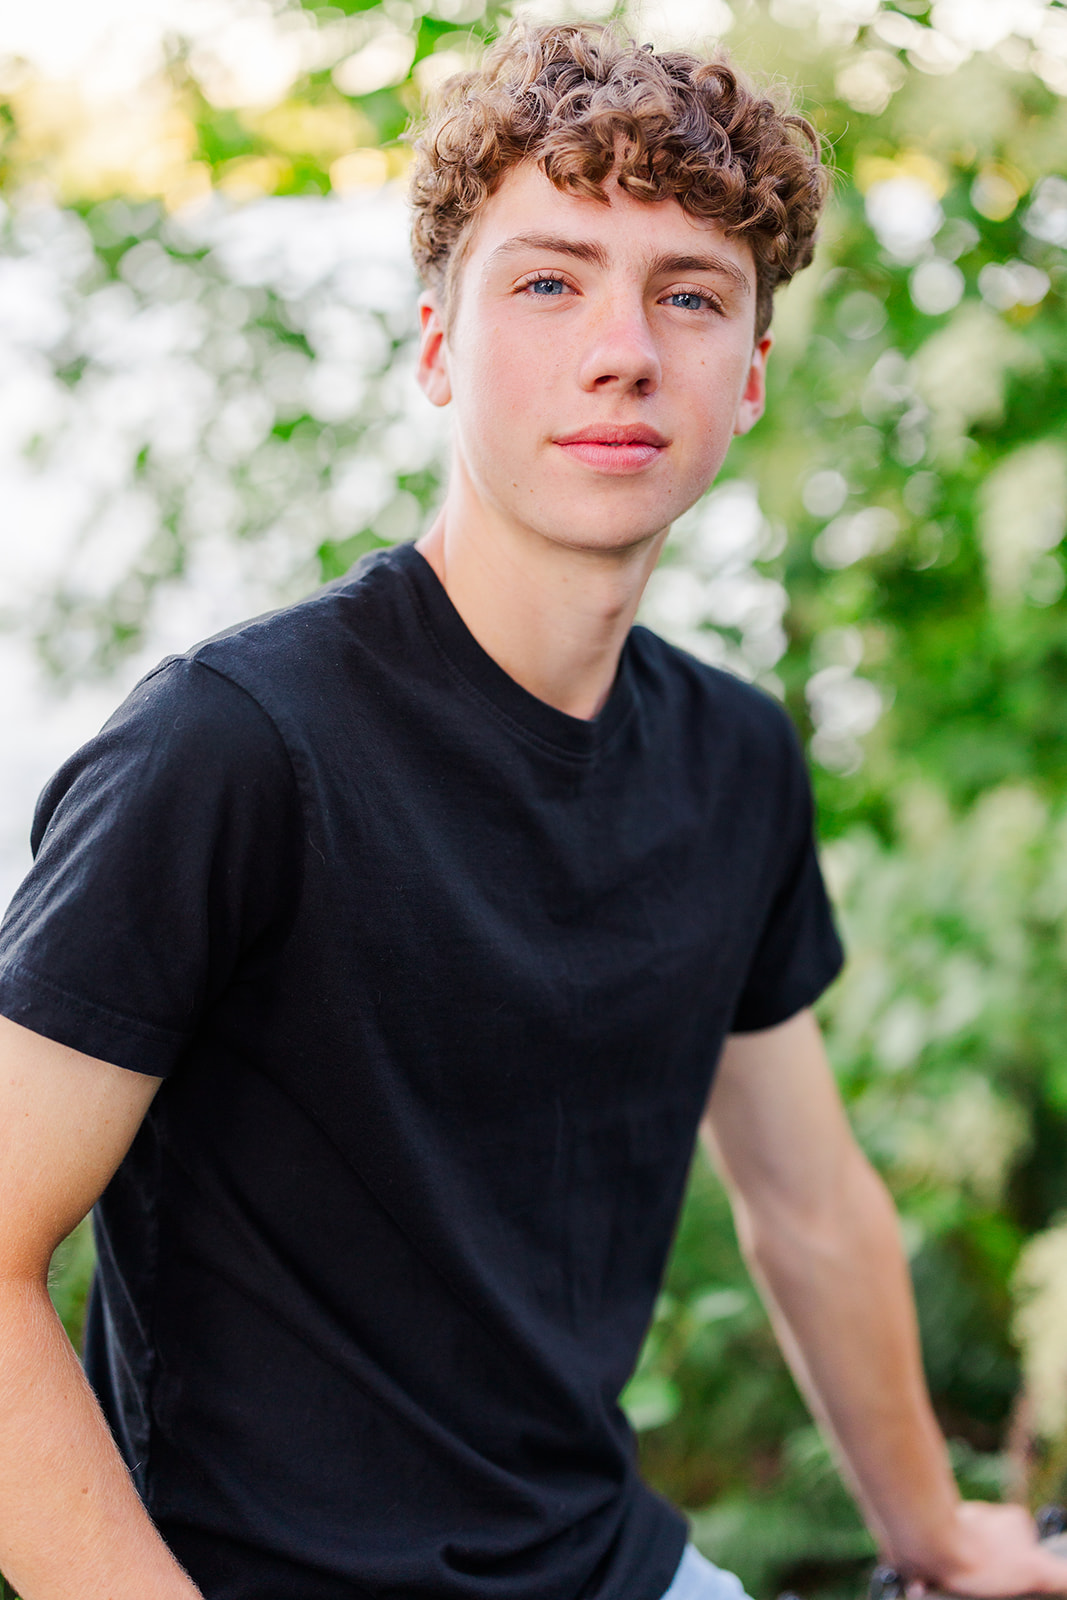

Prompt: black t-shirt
[{"left": 0, "top": 544, "right": 843, "bottom": 1600}]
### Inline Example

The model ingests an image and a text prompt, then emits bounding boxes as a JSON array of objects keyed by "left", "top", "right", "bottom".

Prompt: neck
[{"left": 415, "top": 484, "right": 667, "bottom": 722}]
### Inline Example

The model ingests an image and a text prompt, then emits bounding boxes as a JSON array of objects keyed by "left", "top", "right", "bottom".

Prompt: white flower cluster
[
  {"left": 821, "top": 783, "right": 1067, "bottom": 1214},
  {"left": 1014, "top": 1223, "right": 1067, "bottom": 1440},
  {"left": 639, "top": 480, "right": 789, "bottom": 688},
  {"left": 0, "top": 185, "right": 442, "bottom": 901}
]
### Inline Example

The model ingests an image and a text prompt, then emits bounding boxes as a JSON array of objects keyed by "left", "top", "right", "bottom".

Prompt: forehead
[{"left": 457, "top": 159, "right": 756, "bottom": 289}]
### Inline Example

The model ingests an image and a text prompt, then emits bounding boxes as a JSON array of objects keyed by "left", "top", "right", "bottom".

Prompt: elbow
[{"left": 732, "top": 1145, "right": 894, "bottom": 1285}]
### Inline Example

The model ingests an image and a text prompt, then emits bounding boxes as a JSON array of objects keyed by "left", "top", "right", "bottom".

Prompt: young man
[{"left": 0, "top": 22, "right": 1062, "bottom": 1600}]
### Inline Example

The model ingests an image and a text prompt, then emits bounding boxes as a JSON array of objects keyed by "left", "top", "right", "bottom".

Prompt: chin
[
  {"left": 531, "top": 490, "right": 703, "bottom": 554},
  {"left": 536, "top": 520, "right": 668, "bottom": 555}
]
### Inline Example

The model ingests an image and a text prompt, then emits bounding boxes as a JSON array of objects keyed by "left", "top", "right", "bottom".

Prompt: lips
[
  {"left": 556, "top": 424, "right": 668, "bottom": 447},
  {"left": 554, "top": 423, "right": 668, "bottom": 475}
]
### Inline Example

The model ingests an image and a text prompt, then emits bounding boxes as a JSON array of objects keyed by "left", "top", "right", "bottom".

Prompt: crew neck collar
[{"left": 389, "top": 541, "right": 636, "bottom": 759}]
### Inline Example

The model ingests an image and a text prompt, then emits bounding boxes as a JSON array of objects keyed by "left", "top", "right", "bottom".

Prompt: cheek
[
  {"left": 458, "top": 323, "right": 566, "bottom": 445},
  {"left": 458, "top": 327, "right": 531, "bottom": 422},
  {"left": 688, "top": 350, "right": 751, "bottom": 434},
  {"left": 675, "top": 368, "right": 748, "bottom": 489},
  {"left": 684, "top": 432, "right": 731, "bottom": 497}
]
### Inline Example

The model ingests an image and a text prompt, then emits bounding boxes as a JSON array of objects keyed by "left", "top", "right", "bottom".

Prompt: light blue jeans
[{"left": 661, "top": 1544, "right": 752, "bottom": 1600}]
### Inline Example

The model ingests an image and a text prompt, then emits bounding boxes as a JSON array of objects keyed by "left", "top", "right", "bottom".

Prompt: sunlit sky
[
  {"left": 0, "top": 1, "right": 301, "bottom": 101},
  {"left": 0, "top": 0, "right": 1063, "bottom": 211},
  {"left": 2, "top": 0, "right": 1066, "bottom": 107},
  {"left": 0, "top": 0, "right": 354, "bottom": 108}
]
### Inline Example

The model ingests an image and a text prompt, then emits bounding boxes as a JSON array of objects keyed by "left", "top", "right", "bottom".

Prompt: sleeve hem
[
  {"left": 0, "top": 958, "right": 185, "bottom": 1077},
  {"left": 728, "top": 943, "right": 845, "bottom": 1035}
]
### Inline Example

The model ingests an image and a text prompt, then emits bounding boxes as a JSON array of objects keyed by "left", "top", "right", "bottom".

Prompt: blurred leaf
[
  {"left": 4, "top": 6, "right": 1067, "bottom": 1596},
  {"left": 47, "top": 1217, "right": 96, "bottom": 1352},
  {"left": 621, "top": 1370, "right": 682, "bottom": 1433}
]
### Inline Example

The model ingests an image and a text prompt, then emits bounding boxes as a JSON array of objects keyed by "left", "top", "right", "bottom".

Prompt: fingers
[
  {"left": 1031, "top": 1549, "right": 1067, "bottom": 1594},
  {"left": 904, "top": 1501, "right": 1067, "bottom": 1599}
]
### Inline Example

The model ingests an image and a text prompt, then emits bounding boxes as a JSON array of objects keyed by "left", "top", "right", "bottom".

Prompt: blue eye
[
  {"left": 668, "top": 291, "right": 709, "bottom": 311},
  {"left": 529, "top": 278, "right": 565, "bottom": 295}
]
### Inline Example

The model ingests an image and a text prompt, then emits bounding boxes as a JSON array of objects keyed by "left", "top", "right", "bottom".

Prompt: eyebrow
[
  {"left": 650, "top": 251, "right": 752, "bottom": 296},
  {"left": 484, "top": 233, "right": 752, "bottom": 296}
]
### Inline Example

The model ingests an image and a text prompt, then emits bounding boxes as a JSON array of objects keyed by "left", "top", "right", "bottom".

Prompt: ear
[
  {"left": 733, "top": 333, "right": 773, "bottom": 437},
  {"left": 416, "top": 292, "right": 452, "bottom": 408}
]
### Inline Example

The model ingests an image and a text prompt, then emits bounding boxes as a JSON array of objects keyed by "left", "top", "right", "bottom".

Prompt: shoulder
[
  {"left": 93, "top": 654, "right": 290, "bottom": 778},
  {"left": 33, "top": 544, "right": 432, "bottom": 845},
  {"left": 185, "top": 545, "right": 412, "bottom": 694},
  {"left": 80, "top": 547, "right": 416, "bottom": 778},
  {"left": 32, "top": 655, "right": 298, "bottom": 857},
  {"left": 628, "top": 625, "right": 804, "bottom": 779}
]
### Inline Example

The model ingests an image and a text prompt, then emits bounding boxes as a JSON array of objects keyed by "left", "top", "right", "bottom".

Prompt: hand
[{"left": 903, "top": 1502, "right": 1067, "bottom": 1597}]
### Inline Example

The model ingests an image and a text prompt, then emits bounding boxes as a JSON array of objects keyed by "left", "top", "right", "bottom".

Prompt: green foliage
[
  {"left": 620, "top": 780, "right": 1067, "bottom": 1594},
  {"left": 48, "top": 1217, "right": 95, "bottom": 1349},
  {"left": 622, "top": 28, "right": 1067, "bottom": 1587},
  {"left": 690, "top": 1427, "right": 876, "bottom": 1600},
  {"left": 13, "top": 4, "right": 1067, "bottom": 1596}
]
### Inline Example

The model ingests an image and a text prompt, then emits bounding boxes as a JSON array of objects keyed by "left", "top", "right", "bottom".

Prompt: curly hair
[{"left": 409, "top": 21, "right": 830, "bottom": 339}]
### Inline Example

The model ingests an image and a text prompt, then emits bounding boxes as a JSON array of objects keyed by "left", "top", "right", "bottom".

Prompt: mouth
[{"left": 554, "top": 424, "right": 669, "bottom": 475}]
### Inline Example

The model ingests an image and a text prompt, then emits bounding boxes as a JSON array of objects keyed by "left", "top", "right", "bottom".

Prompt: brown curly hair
[{"left": 409, "top": 21, "right": 830, "bottom": 339}]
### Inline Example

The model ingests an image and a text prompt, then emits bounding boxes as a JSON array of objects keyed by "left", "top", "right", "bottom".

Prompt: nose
[{"left": 575, "top": 294, "right": 662, "bottom": 397}]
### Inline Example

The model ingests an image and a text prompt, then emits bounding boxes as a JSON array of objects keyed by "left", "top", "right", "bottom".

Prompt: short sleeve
[
  {"left": 0, "top": 658, "right": 302, "bottom": 1076},
  {"left": 729, "top": 717, "right": 844, "bottom": 1034}
]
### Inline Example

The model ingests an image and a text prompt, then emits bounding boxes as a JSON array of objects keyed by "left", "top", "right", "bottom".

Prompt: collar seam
[{"left": 397, "top": 558, "right": 634, "bottom": 763}]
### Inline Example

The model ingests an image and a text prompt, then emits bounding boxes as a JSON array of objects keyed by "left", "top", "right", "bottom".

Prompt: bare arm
[
  {"left": 0, "top": 1013, "right": 202, "bottom": 1600},
  {"left": 703, "top": 1008, "right": 1067, "bottom": 1596}
]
